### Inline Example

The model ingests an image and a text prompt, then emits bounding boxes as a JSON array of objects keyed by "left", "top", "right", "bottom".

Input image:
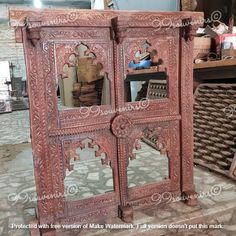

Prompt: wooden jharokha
[{"left": 10, "top": 8, "right": 203, "bottom": 235}]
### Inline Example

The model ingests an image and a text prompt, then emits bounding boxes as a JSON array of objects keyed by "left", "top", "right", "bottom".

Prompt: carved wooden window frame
[{"left": 10, "top": 9, "right": 203, "bottom": 228}]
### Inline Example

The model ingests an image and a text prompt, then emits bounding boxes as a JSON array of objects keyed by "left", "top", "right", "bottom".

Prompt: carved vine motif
[
  {"left": 41, "top": 42, "right": 58, "bottom": 130},
  {"left": 126, "top": 28, "right": 179, "bottom": 38},
  {"left": 181, "top": 37, "right": 195, "bottom": 190},
  {"left": 40, "top": 28, "right": 110, "bottom": 41},
  {"left": 10, "top": 9, "right": 203, "bottom": 28},
  {"left": 63, "top": 138, "right": 111, "bottom": 175},
  {"left": 111, "top": 115, "right": 133, "bottom": 139}
]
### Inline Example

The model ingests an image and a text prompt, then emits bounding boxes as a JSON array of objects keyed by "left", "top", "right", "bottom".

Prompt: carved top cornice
[{"left": 9, "top": 8, "right": 203, "bottom": 29}]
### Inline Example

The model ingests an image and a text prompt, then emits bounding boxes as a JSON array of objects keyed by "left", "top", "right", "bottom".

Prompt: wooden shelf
[
  {"left": 194, "top": 59, "right": 236, "bottom": 69},
  {"left": 125, "top": 71, "right": 167, "bottom": 82},
  {"left": 193, "top": 59, "right": 236, "bottom": 91}
]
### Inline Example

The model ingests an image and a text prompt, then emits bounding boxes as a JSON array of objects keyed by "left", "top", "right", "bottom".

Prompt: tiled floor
[
  {"left": 0, "top": 110, "right": 236, "bottom": 236},
  {"left": 2, "top": 159, "right": 236, "bottom": 236}
]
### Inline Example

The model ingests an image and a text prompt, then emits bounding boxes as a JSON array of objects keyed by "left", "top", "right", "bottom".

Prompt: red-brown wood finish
[{"left": 10, "top": 8, "right": 203, "bottom": 233}]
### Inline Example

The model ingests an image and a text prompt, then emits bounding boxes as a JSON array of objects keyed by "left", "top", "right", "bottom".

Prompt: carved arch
[
  {"left": 55, "top": 42, "right": 108, "bottom": 80},
  {"left": 62, "top": 137, "right": 112, "bottom": 178}
]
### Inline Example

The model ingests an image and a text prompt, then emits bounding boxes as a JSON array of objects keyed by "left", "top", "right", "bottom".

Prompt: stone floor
[
  {"left": 2, "top": 161, "right": 235, "bottom": 236},
  {"left": 0, "top": 110, "right": 236, "bottom": 236},
  {"left": 0, "top": 110, "right": 30, "bottom": 145}
]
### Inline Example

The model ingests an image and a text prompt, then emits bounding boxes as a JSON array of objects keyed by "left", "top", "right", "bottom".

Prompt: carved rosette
[{"left": 111, "top": 115, "right": 133, "bottom": 139}]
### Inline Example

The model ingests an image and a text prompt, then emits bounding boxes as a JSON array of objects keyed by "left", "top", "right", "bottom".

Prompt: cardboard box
[{"left": 216, "top": 34, "right": 236, "bottom": 59}]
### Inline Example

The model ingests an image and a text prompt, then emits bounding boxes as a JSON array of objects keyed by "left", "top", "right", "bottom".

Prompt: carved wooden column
[
  {"left": 22, "top": 19, "right": 58, "bottom": 224},
  {"left": 180, "top": 18, "right": 200, "bottom": 206}
]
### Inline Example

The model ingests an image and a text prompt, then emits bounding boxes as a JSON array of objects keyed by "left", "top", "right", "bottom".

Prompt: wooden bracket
[
  {"left": 111, "top": 17, "right": 128, "bottom": 44},
  {"left": 26, "top": 18, "right": 42, "bottom": 46},
  {"left": 181, "top": 18, "right": 194, "bottom": 42},
  {"left": 27, "top": 27, "right": 41, "bottom": 46}
]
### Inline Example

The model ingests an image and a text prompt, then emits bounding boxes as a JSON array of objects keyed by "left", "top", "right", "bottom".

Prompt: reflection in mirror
[
  {"left": 57, "top": 43, "right": 111, "bottom": 110},
  {"left": 125, "top": 41, "right": 168, "bottom": 102},
  {"left": 128, "top": 128, "right": 169, "bottom": 187},
  {"left": 64, "top": 138, "right": 113, "bottom": 201}
]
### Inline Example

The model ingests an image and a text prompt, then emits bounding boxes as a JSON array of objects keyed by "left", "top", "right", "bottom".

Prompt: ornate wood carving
[
  {"left": 111, "top": 114, "right": 133, "bottom": 138},
  {"left": 10, "top": 8, "right": 203, "bottom": 233}
]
